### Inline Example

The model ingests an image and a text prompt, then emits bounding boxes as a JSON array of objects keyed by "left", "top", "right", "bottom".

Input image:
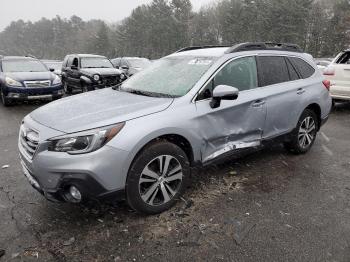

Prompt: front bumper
[
  {"left": 18, "top": 117, "right": 129, "bottom": 203},
  {"left": 4, "top": 85, "right": 64, "bottom": 101}
]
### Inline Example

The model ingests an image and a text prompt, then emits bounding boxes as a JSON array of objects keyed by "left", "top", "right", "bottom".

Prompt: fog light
[
  {"left": 8, "top": 93, "right": 20, "bottom": 98},
  {"left": 69, "top": 186, "right": 82, "bottom": 202}
]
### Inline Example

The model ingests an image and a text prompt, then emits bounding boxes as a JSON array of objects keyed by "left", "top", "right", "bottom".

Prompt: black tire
[
  {"left": 284, "top": 109, "right": 318, "bottom": 154},
  {"left": 81, "top": 83, "right": 93, "bottom": 93},
  {"left": 63, "top": 80, "right": 72, "bottom": 94},
  {"left": 1, "top": 89, "right": 11, "bottom": 107},
  {"left": 126, "top": 140, "right": 190, "bottom": 215}
]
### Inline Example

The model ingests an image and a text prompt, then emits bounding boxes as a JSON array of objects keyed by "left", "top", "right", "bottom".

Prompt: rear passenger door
[{"left": 257, "top": 55, "right": 304, "bottom": 139}]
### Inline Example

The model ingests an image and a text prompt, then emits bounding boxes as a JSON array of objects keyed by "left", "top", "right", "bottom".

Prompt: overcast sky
[{"left": 0, "top": 0, "right": 215, "bottom": 31}]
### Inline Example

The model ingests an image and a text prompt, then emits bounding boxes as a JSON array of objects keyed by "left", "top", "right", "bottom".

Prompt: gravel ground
[{"left": 0, "top": 101, "right": 350, "bottom": 262}]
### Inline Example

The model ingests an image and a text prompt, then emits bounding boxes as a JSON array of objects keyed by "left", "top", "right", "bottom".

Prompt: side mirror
[
  {"left": 121, "top": 65, "right": 129, "bottom": 70},
  {"left": 49, "top": 68, "right": 55, "bottom": 72},
  {"left": 210, "top": 85, "right": 239, "bottom": 109}
]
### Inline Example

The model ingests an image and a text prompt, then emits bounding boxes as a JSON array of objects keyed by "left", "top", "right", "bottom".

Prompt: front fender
[{"left": 80, "top": 75, "right": 92, "bottom": 85}]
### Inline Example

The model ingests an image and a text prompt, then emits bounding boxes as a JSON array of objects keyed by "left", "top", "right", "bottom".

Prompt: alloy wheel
[
  {"left": 139, "top": 155, "right": 183, "bottom": 206},
  {"left": 298, "top": 116, "right": 316, "bottom": 149}
]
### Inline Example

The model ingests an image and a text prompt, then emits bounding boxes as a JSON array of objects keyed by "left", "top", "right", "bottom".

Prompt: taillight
[{"left": 323, "top": 79, "right": 331, "bottom": 91}]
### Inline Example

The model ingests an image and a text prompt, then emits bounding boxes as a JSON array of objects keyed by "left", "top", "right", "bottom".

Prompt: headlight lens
[
  {"left": 5, "top": 77, "right": 23, "bottom": 87},
  {"left": 52, "top": 75, "right": 62, "bottom": 85},
  {"left": 93, "top": 74, "right": 100, "bottom": 81},
  {"left": 49, "top": 123, "right": 125, "bottom": 154}
]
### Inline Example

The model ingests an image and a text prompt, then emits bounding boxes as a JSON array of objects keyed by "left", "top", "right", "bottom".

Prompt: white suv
[{"left": 324, "top": 49, "right": 350, "bottom": 102}]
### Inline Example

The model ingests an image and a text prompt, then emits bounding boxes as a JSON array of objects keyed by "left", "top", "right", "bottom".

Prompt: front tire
[
  {"left": 63, "top": 81, "right": 72, "bottom": 94},
  {"left": 1, "top": 89, "right": 11, "bottom": 107},
  {"left": 126, "top": 140, "right": 190, "bottom": 215},
  {"left": 284, "top": 109, "right": 318, "bottom": 154}
]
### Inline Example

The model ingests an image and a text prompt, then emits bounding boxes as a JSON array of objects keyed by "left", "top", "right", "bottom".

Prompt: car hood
[
  {"left": 30, "top": 88, "right": 173, "bottom": 133},
  {"left": 5, "top": 72, "right": 55, "bottom": 82},
  {"left": 80, "top": 68, "right": 121, "bottom": 76}
]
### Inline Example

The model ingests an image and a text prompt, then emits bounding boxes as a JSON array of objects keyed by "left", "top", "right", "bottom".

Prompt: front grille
[
  {"left": 102, "top": 76, "right": 119, "bottom": 87},
  {"left": 24, "top": 80, "right": 51, "bottom": 88},
  {"left": 19, "top": 125, "right": 39, "bottom": 159}
]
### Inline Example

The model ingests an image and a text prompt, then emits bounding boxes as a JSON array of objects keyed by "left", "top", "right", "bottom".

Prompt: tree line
[{"left": 0, "top": 0, "right": 349, "bottom": 60}]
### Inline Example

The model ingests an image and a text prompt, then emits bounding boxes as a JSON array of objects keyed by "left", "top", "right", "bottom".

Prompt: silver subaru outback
[{"left": 18, "top": 43, "right": 332, "bottom": 214}]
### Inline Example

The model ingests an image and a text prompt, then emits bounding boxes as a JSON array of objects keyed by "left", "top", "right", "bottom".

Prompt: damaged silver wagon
[{"left": 19, "top": 42, "right": 332, "bottom": 214}]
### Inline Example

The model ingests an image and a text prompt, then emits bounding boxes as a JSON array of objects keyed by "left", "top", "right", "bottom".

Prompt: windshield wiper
[{"left": 123, "top": 89, "right": 154, "bottom": 97}]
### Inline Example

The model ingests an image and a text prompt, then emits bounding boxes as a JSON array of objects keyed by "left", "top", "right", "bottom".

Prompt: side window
[
  {"left": 197, "top": 56, "right": 258, "bottom": 100},
  {"left": 335, "top": 52, "right": 350, "bottom": 64},
  {"left": 257, "top": 56, "right": 290, "bottom": 86},
  {"left": 289, "top": 57, "right": 315, "bottom": 79},
  {"left": 72, "top": 57, "right": 79, "bottom": 68},
  {"left": 286, "top": 58, "right": 300, "bottom": 81}
]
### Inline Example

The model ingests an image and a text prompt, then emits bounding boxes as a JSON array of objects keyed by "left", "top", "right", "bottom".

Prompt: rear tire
[
  {"left": 126, "top": 140, "right": 190, "bottom": 215},
  {"left": 284, "top": 109, "right": 318, "bottom": 154}
]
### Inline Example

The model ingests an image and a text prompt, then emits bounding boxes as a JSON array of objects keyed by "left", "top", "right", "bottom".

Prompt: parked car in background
[
  {"left": 18, "top": 42, "right": 331, "bottom": 214},
  {"left": 324, "top": 49, "right": 350, "bottom": 103},
  {"left": 315, "top": 58, "right": 331, "bottom": 72},
  {"left": 112, "top": 57, "right": 151, "bottom": 76},
  {"left": 42, "top": 60, "right": 63, "bottom": 77},
  {"left": 61, "top": 54, "right": 124, "bottom": 94},
  {"left": 0, "top": 56, "right": 63, "bottom": 106}
]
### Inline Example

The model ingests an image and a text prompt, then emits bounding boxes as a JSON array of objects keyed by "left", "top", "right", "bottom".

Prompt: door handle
[
  {"left": 252, "top": 100, "right": 266, "bottom": 107},
  {"left": 297, "top": 88, "right": 306, "bottom": 95}
]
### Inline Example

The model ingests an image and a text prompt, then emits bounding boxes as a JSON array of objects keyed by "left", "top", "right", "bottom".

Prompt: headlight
[
  {"left": 52, "top": 75, "right": 62, "bottom": 85},
  {"left": 5, "top": 77, "right": 23, "bottom": 87},
  {"left": 93, "top": 75, "right": 100, "bottom": 81},
  {"left": 49, "top": 123, "right": 125, "bottom": 154}
]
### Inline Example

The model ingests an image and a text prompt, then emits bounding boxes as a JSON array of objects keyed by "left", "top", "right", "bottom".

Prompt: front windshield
[
  {"left": 128, "top": 58, "right": 151, "bottom": 68},
  {"left": 45, "top": 62, "right": 62, "bottom": 70},
  {"left": 121, "top": 56, "right": 215, "bottom": 97},
  {"left": 81, "top": 57, "right": 114, "bottom": 68},
  {"left": 2, "top": 60, "right": 48, "bottom": 73}
]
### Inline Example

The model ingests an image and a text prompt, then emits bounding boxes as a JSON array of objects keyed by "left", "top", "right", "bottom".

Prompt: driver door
[{"left": 194, "top": 56, "right": 267, "bottom": 163}]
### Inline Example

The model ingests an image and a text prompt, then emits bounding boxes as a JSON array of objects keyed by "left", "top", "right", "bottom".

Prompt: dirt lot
[{"left": 0, "top": 101, "right": 350, "bottom": 262}]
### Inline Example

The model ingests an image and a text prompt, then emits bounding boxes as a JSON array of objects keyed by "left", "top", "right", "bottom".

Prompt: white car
[{"left": 324, "top": 49, "right": 350, "bottom": 102}]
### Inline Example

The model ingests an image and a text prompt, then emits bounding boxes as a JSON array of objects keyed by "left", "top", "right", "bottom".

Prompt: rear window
[
  {"left": 289, "top": 57, "right": 315, "bottom": 79},
  {"left": 257, "top": 56, "right": 290, "bottom": 86},
  {"left": 335, "top": 52, "right": 350, "bottom": 64}
]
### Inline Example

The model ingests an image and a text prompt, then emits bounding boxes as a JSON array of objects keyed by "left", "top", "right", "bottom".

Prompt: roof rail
[
  {"left": 225, "top": 42, "right": 303, "bottom": 53},
  {"left": 176, "top": 45, "right": 230, "bottom": 53}
]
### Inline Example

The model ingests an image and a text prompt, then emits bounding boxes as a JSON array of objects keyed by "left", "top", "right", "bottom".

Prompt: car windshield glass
[
  {"left": 128, "top": 58, "right": 151, "bottom": 68},
  {"left": 45, "top": 62, "right": 62, "bottom": 70},
  {"left": 2, "top": 60, "right": 48, "bottom": 72},
  {"left": 81, "top": 57, "right": 114, "bottom": 68},
  {"left": 120, "top": 56, "right": 215, "bottom": 97}
]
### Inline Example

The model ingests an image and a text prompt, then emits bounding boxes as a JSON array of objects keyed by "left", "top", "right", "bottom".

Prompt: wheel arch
[
  {"left": 132, "top": 134, "right": 195, "bottom": 166},
  {"left": 305, "top": 103, "right": 321, "bottom": 130}
]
